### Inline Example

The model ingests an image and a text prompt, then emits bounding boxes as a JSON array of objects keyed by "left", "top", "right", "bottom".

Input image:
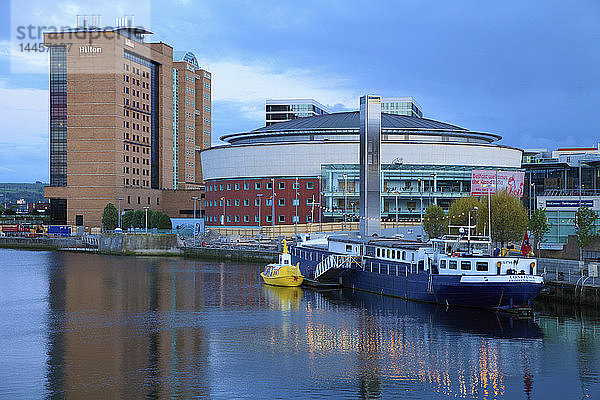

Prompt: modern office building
[
  {"left": 523, "top": 145, "right": 600, "bottom": 247},
  {"left": 201, "top": 102, "right": 523, "bottom": 228},
  {"left": 381, "top": 97, "right": 423, "bottom": 118},
  {"left": 43, "top": 16, "right": 209, "bottom": 227},
  {"left": 172, "top": 51, "right": 212, "bottom": 189},
  {"left": 265, "top": 99, "right": 331, "bottom": 126}
]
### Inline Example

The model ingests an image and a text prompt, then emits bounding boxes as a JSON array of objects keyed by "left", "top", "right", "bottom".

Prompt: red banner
[{"left": 471, "top": 170, "right": 525, "bottom": 197}]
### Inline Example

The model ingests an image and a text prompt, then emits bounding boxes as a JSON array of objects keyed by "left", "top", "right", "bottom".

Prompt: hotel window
[
  {"left": 127, "top": 196, "right": 131, "bottom": 204},
  {"left": 234, "top": 199, "right": 240, "bottom": 206},
  {"left": 234, "top": 215, "right": 240, "bottom": 222},
  {"left": 266, "top": 199, "right": 272, "bottom": 206},
  {"left": 227, "top": 183, "right": 231, "bottom": 190},
  {"left": 306, "top": 182, "right": 314, "bottom": 189},
  {"left": 255, "top": 182, "right": 261, "bottom": 190},
  {"left": 306, "top": 215, "right": 312, "bottom": 222},
  {"left": 278, "top": 182, "right": 285, "bottom": 190},
  {"left": 226, "top": 199, "right": 231, "bottom": 206},
  {"left": 266, "top": 215, "right": 272, "bottom": 223},
  {"left": 244, "top": 199, "right": 249, "bottom": 206},
  {"left": 234, "top": 183, "right": 239, "bottom": 190},
  {"left": 227, "top": 216, "right": 231, "bottom": 222},
  {"left": 244, "top": 182, "right": 249, "bottom": 190},
  {"left": 278, "top": 198, "right": 285, "bottom": 206},
  {"left": 219, "top": 184, "right": 223, "bottom": 191},
  {"left": 243, "top": 215, "right": 249, "bottom": 222},
  {"left": 278, "top": 215, "right": 285, "bottom": 223},
  {"left": 254, "top": 215, "right": 259, "bottom": 222},
  {"left": 266, "top": 181, "right": 272, "bottom": 190},
  {"left": 137, "top": 197, "right": 140, "bottom": 204}
]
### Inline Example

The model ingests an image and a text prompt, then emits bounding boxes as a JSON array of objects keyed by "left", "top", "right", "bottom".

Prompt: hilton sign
[{"left": 79, "top": 45, "right": 102, "bottom": 54}]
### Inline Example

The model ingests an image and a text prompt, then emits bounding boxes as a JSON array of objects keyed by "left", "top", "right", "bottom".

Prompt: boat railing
[{"left": 314, "top": 254, "right": 361, "bottom": 281}]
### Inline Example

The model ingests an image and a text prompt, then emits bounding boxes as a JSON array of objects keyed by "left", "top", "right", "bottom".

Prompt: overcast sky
[{"left": 1, "top": 0, "right": 599, "bottom": 182}]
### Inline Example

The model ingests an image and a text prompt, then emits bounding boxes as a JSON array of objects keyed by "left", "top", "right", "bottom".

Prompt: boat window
[
  {"left": 440, "top": 260, "right": 446, "bottom": 269},
  {"left": 461, "top": 261, "right": 471, "bottom": 271},
  {"left": 476, "top": 262, "right": 488, "bottom": 272},
  {"left": 402, "top": 251, "right": 406, "bottom": 260},
  {"left": 449, "top": 260, "right": 457, "bottom": 270},
  {"left": 391, "top": 250, "right": 396, "bottom": 259},
  {"left": 418, "top": 260, "right": 424, "bottom": 272},
  {"left": 387, "top": 249, "right": 390, "bottom": 258},
  {"left": 346, "top": 244, "right": 352, "bottom": 252},
  {"left": 376, "top": 248, "right": 380, "bottom": 257},
  {"left": 412, "top": 253, "right": 415, "bottom": 262}
]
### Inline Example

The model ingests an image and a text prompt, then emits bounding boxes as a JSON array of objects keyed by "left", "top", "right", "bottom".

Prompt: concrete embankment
[
  {"left": 0, "top": 236, "right": 79, "bottom": 250},
  {"left": 183, "top": 246, "right": 278, "bottom": 263},
  {"left": 97, "top": 234, "right": 181, "bottom": 256},
  {"left": 536, "top": 281, "right": 600, "bottom": 308}
]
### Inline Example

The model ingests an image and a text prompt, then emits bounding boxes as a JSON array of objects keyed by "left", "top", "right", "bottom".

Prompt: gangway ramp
[{"left": 314, "top": 254, "right": 361, "bottom": 281}]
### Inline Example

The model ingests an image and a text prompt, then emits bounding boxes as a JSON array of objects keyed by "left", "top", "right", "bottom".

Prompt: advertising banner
[{"left": 470, "top": 170, "right": 525, "bottom": 197}]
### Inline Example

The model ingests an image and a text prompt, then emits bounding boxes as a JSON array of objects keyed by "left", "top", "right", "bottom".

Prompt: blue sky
[{"left": 1, "top": 0, "right": 600, "bottom": 182}]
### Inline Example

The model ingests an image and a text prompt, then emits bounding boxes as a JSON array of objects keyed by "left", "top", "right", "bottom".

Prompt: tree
[
  {"left": 158, "top": 212, "right": 172, "bottom": 229},
  {"left": 132, "top": 209, "right": 145, "bottom": 228},
  {"left": 529, "top": 208, "right": 550, "bottom": 249},
  {"left": 102, "top": 203, "right": 118, "bottom": 231},
  {"left": 423, "top": 205, "right": 447, "bottom": 239},
  {"left": 150, "top": 210, "right": 161, "bottom": 229},
  {"left": 122, "top": 210, "right": 134, "bottom": 230},
  {"left": 447, "top": 196, "right": 483, "bottom": 233},
  {"left": 574, "top": 207, "right": 598, "bottom": 261},
  {"left": 483, "top": 190, "right": 528, "bottom": 247}
]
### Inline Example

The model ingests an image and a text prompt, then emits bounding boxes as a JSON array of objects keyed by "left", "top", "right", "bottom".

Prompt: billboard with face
[{"left": 471, "top": 170, "right": 525, "bottom": 197}]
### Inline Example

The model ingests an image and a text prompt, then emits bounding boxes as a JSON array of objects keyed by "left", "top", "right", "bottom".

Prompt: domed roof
[{"left": 251, "top": 111, "right": 467, "bottom": 133}]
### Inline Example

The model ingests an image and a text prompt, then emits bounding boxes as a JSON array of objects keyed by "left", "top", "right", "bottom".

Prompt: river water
[{"left": 1, "top": 249, "right": 599, "bottom": 399}]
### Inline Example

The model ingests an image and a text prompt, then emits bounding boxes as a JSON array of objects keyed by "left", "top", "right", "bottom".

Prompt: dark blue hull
[{"left": 291, "top": 246, "right": 543, "bottom": 310}]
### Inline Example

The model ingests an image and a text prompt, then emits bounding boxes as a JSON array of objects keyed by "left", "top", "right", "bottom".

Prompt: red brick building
[{"left": 204, "top": 177, "right": 321, "bottom": 226}]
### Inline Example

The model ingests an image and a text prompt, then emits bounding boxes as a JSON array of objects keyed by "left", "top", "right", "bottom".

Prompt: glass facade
[
  {"left": 265, "top": 101, "right": 330, "bottom": 126},
  {"left": 381, "top": 98, "right": 423, "bottom": 118},
  {"left": 49, "top": 45, "right": 67, "bottom": 187},
  {"left": 321, "top": 164, "right": 520, "bottom": 220}
]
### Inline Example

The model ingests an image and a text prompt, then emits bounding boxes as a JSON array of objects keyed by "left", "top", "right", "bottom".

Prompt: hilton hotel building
[{"left": 44, "top": 19, "right": 211, "bottom": 227}]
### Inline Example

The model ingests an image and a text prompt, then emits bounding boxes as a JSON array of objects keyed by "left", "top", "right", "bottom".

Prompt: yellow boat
[{"left": 260, "top": 239, "right": 304, "bottom": 287}]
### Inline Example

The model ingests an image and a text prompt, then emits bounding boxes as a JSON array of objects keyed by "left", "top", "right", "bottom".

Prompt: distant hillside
[{"left": 0, "top": 182, "right": 46, "bottom": 204}]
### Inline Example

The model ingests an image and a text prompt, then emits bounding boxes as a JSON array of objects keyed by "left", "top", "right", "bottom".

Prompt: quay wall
[
  {"left": 0, "top": 236, "right": 78, "bottom": 250},
  {"left": 184, "top": 246, "right": 278, "bottom": 263},
  {"left": 536, "top": 281, "right": 600, "bottom": 308},
  {"left": 98, "top": 234, "right": 181, "bottom": 256}
]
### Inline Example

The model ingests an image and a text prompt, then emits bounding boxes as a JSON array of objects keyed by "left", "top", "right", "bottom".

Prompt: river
[{"left": 0, "top": 249, "right": 599, "bottom": 399}]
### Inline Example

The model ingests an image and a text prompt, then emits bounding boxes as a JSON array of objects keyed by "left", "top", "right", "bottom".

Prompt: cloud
[
  {"left": 197, "top": 57, "right": 359, "bottom": 111},
  {"left": 0, "top": 81, "right": 49, "bottom": 182}
]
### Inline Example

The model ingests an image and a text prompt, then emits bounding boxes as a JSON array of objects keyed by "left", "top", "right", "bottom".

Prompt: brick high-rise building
[
  {"left": 43, "top": 16, "right": 210, "bottom": 227},
  {"left": 172, "top": 51, "right": 211, "bottom": 189}
]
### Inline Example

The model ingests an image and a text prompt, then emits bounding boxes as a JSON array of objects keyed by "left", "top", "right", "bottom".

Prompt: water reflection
[
  {"left": 1, "top": 249, "right": 600, "bottom": 399},
  {"left": 301, "top": 289, "right": 543, "bottom": 399}
]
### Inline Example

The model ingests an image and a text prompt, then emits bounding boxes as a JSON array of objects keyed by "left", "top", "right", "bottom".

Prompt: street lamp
[
  {"left": 143, "top": 206, "right": 149, "bottom": 233},
  {"left": 271, "top": 178, "right": 275, "bottom": 239},
  {"left": 294, "top": 177, "right": 299, "bottom": 235},
  {"left": 393, "top": 191, "right": 399, "bottom": 234},
  {"left": 343, "top": 174, "right": 348, "bottom": 231},
  {"left": 468, "top": 206, "right": 478, "bottom": 253},
  {"left": 318, "top": 176, "right": 323, "bottom": 232},
  {"left": 256, "top": 194, "right": 263, "bottom": 248},
  {"left": 116, "top": 197, "right": 123, "bottom": 229},
  {"left": 418, "top": 178, "right": 423, "bottom": 225},
  {"left": 191, "top": 196, "right": 200, "bottom": 246},
  {"left": 220, "top": 196, "right": 225, "bottom": 226}
]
